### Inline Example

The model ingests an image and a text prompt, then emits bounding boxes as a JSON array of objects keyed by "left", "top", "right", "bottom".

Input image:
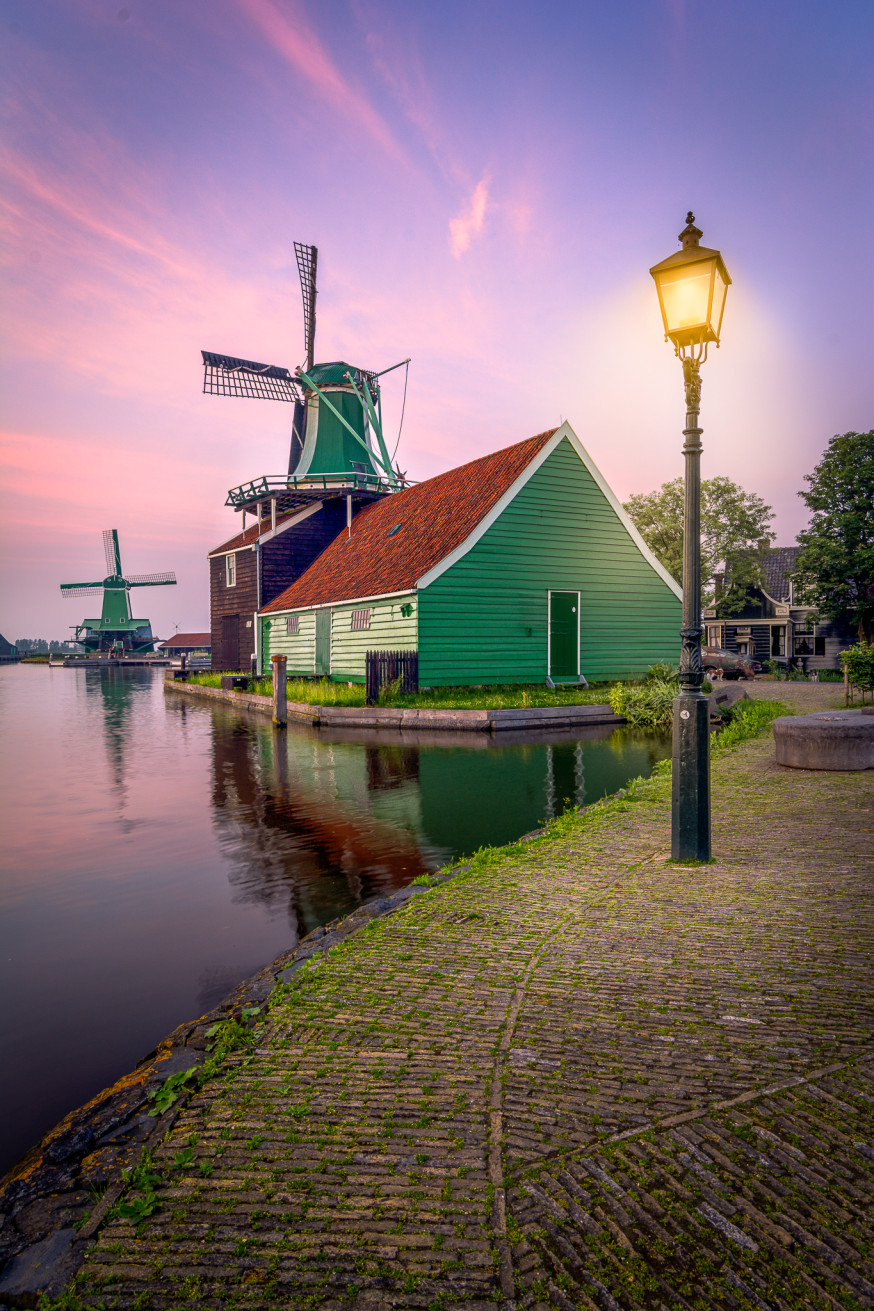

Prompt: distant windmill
[
  {"left": 60, "top": 529, "right": 176, "bottom": 654},
  {"left": 201, "top": 242, "right": 409, "bottom": 511}
]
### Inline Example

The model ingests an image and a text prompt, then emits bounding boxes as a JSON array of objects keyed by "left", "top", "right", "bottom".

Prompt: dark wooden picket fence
[{"left": 365, "top": 649, "right": 418, "bottom": 705}]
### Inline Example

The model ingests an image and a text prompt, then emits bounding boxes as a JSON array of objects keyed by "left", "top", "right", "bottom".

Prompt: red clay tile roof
[
  {"left": 208, "top": 513, "right": 296, "bottom": 557},
  {"left": 261, "top": 430, "right": 557, "bottom": 613},
  {"left": 160, "top": 632, "right": 211, "bottom": 649}
]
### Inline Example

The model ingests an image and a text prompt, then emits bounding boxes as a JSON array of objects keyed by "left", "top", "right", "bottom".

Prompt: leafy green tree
[
  {"left": 623, "top": 475, "right": 774, "bottom": 608},
  {"left": 794, "top": 431, "right": 874, "bottom": 642}
]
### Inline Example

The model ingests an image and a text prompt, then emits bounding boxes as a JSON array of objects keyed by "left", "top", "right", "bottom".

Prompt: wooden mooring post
[{"left": 271, "top": 654, "right": 287, "bottom": 727}]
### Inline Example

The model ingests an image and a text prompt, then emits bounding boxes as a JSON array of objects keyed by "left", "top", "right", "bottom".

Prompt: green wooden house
[{"left": 257, "top": 423, "right": 682, "bottom": 686}]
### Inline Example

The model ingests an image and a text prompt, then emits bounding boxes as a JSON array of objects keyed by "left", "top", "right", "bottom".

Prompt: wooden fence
[{"left": 365, "top": 649, "right": 419, "bottom": 705}]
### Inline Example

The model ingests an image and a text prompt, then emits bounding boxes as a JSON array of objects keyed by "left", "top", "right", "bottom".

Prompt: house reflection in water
[{"left": 205, "top": 712, "right": 670, "bottom": 944}]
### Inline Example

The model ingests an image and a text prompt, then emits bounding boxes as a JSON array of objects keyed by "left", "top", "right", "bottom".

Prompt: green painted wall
[
  {"left": 329, "top": 596, "right": 417, "bottom": 681},
  {"left": 417, "top": 436, "right": 681, "bottom": 685},
  {"left": 260, "top": 593, "right": 417, "bottom": 681},
  {"left": 261, "top": 609, "right": 317, "bottom": 676},
  {"left": 306, "top": 389, "right": 379, "bottom": 478}
]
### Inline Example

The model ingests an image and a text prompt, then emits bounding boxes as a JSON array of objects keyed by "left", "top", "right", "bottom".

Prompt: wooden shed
[{"left": 258, "top": 423, "right": 682, "bottom": 686}]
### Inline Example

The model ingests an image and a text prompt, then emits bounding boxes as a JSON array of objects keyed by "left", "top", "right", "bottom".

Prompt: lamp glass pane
[
  {"left": 711, "top": 267, "right": 727, "bottom": 338},
  {"left": 657, "top": 261, "right": 713, "bottom": 334}
]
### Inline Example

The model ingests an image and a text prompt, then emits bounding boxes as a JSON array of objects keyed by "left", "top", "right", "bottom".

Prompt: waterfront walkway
[{"left": 62, "top": 686, "right": 874, "bottom": 1308}]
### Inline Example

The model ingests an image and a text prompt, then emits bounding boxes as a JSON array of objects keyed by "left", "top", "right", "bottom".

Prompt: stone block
[{"left": 773, "top": 709, "right": 874, "bottom": 770}]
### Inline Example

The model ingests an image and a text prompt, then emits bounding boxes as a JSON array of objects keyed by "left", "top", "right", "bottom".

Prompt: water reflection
[
  {"left": 0, "top": 665, "right": 668, "bottom": 1178},
  {"left": 199, "top": 709, "right": 671, "bottom": 942}
]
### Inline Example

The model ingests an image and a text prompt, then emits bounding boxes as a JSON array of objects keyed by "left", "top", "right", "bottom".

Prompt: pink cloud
[
  {"left": 236, "top": 0, "right": 410, "bottom": 167},
  {"left": 449, "top": 178, "right": 489, "bottom": 257}
]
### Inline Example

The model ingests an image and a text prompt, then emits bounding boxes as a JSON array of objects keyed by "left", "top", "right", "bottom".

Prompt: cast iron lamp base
[{"left": 671, "top": 689, "right": 711, "bottom": 861}]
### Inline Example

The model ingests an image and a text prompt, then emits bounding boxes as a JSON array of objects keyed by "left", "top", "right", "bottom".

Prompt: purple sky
[{"left": 2, "top": 0, "right": 872, "bottom": 641}]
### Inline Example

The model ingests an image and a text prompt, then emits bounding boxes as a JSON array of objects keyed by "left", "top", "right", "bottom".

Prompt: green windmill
[{"left": 60, "top": 529, "right": 176, "bottom": 654}]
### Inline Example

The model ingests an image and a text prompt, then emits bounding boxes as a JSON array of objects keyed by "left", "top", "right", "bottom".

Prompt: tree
[
  {"left": 623, "top": 475, "right": 775, "bottom": 608},
  {"left": 794, "top": 430, "right": 874, "bottom": 642}
]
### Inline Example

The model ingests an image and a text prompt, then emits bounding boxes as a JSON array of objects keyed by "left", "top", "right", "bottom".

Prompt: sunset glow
[{"left": 1, "top": 0, "right": 872, "bottom": 640}]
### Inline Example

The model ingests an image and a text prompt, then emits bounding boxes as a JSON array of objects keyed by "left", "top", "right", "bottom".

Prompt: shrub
[
  {"left": 841, "top": 640, "right": 874, "bottom": 699},
  {"left": 644, "top": 660, "right": 678, "bottom": 683},
  {"left": 713, "top": 698, "right": 787, "bottom": 750},
  {"left": 610, "top": 676, "right": 677, "bottom": 728}
]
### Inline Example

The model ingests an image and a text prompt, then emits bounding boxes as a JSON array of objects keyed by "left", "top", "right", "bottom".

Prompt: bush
[
  {"left": 644, "top": 660, "right": 678, "bottom": 683},
  {"left": 610, "top": 676, "right": 677, "bottom": 728},
  {"left": 713, "top": 698, "right": 787, "bottom": 750},
  {"left": 841, "top": 640, "right": 874, "bottom": 699}
]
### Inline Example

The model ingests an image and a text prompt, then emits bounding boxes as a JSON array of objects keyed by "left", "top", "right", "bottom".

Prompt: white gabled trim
[
  {"left": 209, "top": 501, "right": 324, "bottom": 558},
  {"left": 210, "top": 543, "right": 254, "bottom": 559},
  {"left": 261, "top": 587, "right": 415, "bottom": 619},
  {"left": 415, "top": 421, "right": 683, "bottom": 601}
]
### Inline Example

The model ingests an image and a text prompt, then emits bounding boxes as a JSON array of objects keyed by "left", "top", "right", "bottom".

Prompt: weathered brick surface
[{"left": 66, "top": 685, "right": 872, "bottom": 1309}]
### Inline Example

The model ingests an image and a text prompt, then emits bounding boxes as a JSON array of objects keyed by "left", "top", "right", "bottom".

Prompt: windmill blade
[
  {"left": 128, "top": 572, "right": 177, "bottom": 587},
  {"left": 201, "top": 351, "right": 302, "bottom": 402},
  {"left": 60, "top": 584, "right": 104, "bottom": 596},
  {"left": 294, "top": 242, "right": 317, "bottom": 371},
  {"left": 103, "top": 528, "right": 122, "bottom": 576}
]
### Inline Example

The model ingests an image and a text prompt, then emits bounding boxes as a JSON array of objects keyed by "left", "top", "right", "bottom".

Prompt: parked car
[{"left": 702, "top": 646, "right": 760, "bottom": 680}]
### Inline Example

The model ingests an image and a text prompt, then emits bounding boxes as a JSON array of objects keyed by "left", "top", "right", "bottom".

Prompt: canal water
[{"left": 0, "top": 665, "right": 669, "bottom": 1176}]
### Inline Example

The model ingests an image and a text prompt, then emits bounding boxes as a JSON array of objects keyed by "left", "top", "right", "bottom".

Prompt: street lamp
[{"left": 650, "top": 213, "right": 731, "bottom": 861}]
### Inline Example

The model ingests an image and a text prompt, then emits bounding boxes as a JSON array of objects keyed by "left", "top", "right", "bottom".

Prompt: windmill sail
[
  {"left": 103, "top": 529, "right": 121, "bottom": 577},
  {"left": 201, "top": 352, "right": 302, "bottom": 402},
  {"left": 128, "top": 572, "right": 176, "bottom": 586},
  {"left": 294, "top": 242, "right": 317, "bottom": 371}
]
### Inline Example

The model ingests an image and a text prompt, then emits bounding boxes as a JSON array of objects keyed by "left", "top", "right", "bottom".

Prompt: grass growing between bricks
[{"left": 39, "top": 687, "right": 874, "bottom": 1310}]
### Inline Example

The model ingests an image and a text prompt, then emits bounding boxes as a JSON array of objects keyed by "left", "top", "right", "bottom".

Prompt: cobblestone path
[{"left": 76, "top": 714, "right": 873, "bottom": 1311}]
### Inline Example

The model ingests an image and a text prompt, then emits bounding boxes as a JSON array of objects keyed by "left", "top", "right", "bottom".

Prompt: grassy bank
[{"left": 186, "top": 673, "right": 613, "bottom": 710}]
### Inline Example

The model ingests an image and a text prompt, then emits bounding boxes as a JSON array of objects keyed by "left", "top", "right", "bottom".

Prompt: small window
[
  {"left": 387, "top": 524, "right": 402, "bottom": 538},
  {"left": 814, "top": 633, "right": 826, "bottom": 656},
  {"left": 350, "top": 609, "right": 371, "bottom": 631},
  {"left": 286, "top": 615, "right": 300, "bottom": 635},
  {"left": 226, "top": 553, "right": 236, "bottom": 587}
]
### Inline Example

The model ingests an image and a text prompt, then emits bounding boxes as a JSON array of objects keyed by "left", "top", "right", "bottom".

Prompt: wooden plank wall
[
  {"left": 262, "top": 593, "right": 417, "bottom": 681},
  {"left": 260, "top": 501, "right": 349, "bottom": 608},
  {"left": 210, "top": 550, "right": 257, "bottom": 671},
  {"left": 418, "top": 436, "right": 683, "bottom": 686}
]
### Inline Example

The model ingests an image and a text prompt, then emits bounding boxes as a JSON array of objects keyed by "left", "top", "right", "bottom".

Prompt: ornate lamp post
[{"left": 650, "top": 213, "right": 731, "bottom": 861}]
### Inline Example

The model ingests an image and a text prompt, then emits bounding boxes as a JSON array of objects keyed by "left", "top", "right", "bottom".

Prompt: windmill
[
  {"left": 60, "top": 529, "right": 176, "bottom": 654},
  {"left": 201, "top": 242, "right": 410, "bottom": 519}
]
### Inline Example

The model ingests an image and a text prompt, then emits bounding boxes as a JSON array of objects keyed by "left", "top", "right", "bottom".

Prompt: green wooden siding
[
  {"left": 329, "top": 596, "right": 417, "bottom": 681},
  {"left": 261, "top": 610, "right": 317, "bottom": 676},
  {"left": 418, "top": 436, "right": 681, "bottom": 685},
  {"left": 259, "top": 595, "right": 417, "bottom": 682}
]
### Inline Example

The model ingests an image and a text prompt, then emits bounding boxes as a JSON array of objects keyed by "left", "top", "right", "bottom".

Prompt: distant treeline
[{"left": 16, "top": 639, "right": 84, "bottom": 653}]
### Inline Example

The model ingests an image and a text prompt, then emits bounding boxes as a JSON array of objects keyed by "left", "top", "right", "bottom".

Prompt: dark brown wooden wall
[
  {"left": 260, "top": 501, "right": 350, "bottom": 608},
  {"left": 209, "top": 499, "right": 373, "bottom": 672},
  {"left": 210, "top": 549, "right": 257, "bottom": 671}
]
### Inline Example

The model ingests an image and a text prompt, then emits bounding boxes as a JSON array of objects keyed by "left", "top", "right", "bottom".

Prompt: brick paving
[{"left": 66, "top": 686, "right": 873, "bottom": 1310}]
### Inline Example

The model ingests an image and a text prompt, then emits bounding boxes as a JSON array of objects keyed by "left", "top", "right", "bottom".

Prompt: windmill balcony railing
[{"left": 225, "top": 470, "right": 414, "bottom": 507}]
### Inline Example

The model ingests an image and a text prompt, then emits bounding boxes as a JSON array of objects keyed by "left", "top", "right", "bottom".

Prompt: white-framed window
[
  {"left": 350, "top": 608, "right": 372, "bottom": 631},
  {"left": 226, "top": 553, "right": 236, "bottom": 587},
  {"left": 286, "top": 615, "right": 300, "bottom": 635}
]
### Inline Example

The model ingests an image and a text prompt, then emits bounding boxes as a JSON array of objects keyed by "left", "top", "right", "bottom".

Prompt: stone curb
[{"left": 162, "top": 677, "right": 625, "bottom": 730}]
